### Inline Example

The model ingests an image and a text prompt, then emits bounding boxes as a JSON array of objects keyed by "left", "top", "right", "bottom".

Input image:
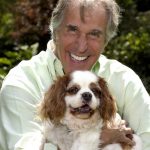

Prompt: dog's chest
[
  {"left": 71, "top": 128, "right": 101, "bottom": 150},
  {"left": 45, "top": 125, "right": 75, "bottom": 150},
  {"left": 47, "top": 125, "right": 101, "bottom": 150},
  {"left": 45, "top": 121, "right": 103, "bottom": 150}
]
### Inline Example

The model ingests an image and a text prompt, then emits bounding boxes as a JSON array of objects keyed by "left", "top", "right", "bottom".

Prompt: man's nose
[{"left": 76, "top": 34, "right": 88, "bottom": 52}]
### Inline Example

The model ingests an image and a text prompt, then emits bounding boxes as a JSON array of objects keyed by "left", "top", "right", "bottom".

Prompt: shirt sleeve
[
  {"left": 0, "top": 82, "right": 57, "bottom": 150},
  {"left": 107, "top": 68, "right": 150, "bottom": 150},
  {"left": 98, "top": 56, "right": 150, "bottom": 150},
  {"left": 0, "top": 49, "right": 64, "bottom": 150},
  {"left": 122, "top": 73, "right": 150, "bottom": 150}
]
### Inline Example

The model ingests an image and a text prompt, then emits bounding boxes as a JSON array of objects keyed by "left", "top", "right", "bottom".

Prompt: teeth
[{"left": 71, "top": 54, "right": 87, "bottom": 61}]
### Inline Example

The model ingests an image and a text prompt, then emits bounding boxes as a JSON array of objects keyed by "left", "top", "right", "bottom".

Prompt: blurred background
[{"left": 0, "top": 0, "right": 150, "bottom": 93}]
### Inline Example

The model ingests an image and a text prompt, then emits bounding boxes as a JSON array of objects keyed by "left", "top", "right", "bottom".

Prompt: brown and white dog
[{"left": 39, "top": 71, "right": 142, "bottom": 150}]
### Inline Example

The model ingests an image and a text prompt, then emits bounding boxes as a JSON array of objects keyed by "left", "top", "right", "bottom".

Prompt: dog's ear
[
  {"left": 39, "top": 74, "right": 70, "bottom": 124},
  {"left": 98, "top": 77, "right": 116, "bottom": 124}
]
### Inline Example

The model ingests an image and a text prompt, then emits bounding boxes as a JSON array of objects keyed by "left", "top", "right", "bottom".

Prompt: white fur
[
  {"left": 43, "top": 120, "right": 102, "bottom": 150},
  {"left": 43, "top": 115, "right": 142, "bottom": 150},
  {"left": 40, "top": 71, "right": 142, "bottom": 150},
  {"left": 65, "top": 71, "right": 100, "bottom": 111}
]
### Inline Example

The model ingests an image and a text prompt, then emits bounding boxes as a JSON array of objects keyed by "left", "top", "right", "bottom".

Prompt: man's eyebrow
[
  {"left": 66, "top": 24, "right": 78, "bottom": 30},
  {"left": 89, "top": 29, "right": 103, "bottom": 35}
]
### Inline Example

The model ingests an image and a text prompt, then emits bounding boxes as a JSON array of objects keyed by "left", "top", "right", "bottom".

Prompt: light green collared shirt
[{"left": 0, "top": 40, "right": 150, "bottom": 150}]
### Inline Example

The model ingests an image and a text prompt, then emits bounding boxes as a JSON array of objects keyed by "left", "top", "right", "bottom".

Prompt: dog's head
[{"left": 39, "top": 71, "right": 116, "bottom": 126}]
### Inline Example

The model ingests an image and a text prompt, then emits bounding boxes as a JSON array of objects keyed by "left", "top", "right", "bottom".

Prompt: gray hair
[{"left": 50, "top": 0, "right": 121, "bottom": 44}]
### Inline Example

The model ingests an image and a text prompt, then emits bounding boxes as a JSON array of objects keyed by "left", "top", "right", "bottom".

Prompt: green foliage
[
  {"left": 11, "top": 0, "right": 58, "bottom": 51},
  {"left": 0, "top": 0, "right": 149, "bottom": 94},
  {"left": 0, "top": 0, "right": 16, "bottom": 15},
  {"left": 0, "top": 43, "right": 38, "bottom": 76},
  {"left": 0, "top": 6, "right": 39, "bottom": 77},
  {"left": 105, "top": 11, "right": 150, "bottom": 93},
  {"left": 0, "top": 13, "right": 13, "bottom": 34}
]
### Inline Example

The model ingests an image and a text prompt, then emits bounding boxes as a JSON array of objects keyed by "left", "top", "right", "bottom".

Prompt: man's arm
[
  {"left": 101, "top": 70, "right": 150, "bottom": 149},
  {"left": 0, "top": 83, "right": 56, "bottom": 150},
  {"left": 123, "top": 74, "right": 150, "bottom": 150}
]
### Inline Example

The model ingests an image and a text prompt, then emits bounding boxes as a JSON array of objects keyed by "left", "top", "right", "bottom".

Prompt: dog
[{"left": 38, "top": 70, "right": 142, "bottom": 150}]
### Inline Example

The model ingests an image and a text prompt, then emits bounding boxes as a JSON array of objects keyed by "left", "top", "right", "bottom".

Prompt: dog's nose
[{"left": 82, "top": 92, "right": 92, "bottom": 103}]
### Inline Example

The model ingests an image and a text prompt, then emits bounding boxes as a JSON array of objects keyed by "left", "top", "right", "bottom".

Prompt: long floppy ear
[
  {"left": 39, "top": 74, "right": 70, "bottom": 124},
  {"left": 98, "top": 77, "right": 117, "bottom": 124}
]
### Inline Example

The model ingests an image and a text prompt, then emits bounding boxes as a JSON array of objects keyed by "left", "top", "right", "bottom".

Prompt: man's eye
[
  {"left": 67, "top": 26, "right": 78, "bottom": 33},
  {"left": 88, "top": 31, "right": 101, "bottom": 39},
  {"left": 90, "top": 32, "right": 99, "bottom": 37}
]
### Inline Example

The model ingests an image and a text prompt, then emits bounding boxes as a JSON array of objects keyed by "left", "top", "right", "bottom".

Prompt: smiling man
[
  {"left": 0, "top": 0, "right": 150, "bottom": 150},
  {"left": 54, "top": 1, "right": 107, "bottom": 73}
]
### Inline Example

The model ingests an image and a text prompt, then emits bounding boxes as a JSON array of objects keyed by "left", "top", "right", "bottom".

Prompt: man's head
[{"left": 50, "top": 0, "right": 120, "bottom": 73}]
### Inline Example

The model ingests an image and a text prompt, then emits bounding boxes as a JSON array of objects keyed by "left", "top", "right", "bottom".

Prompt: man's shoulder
[
  {"left": 9, "top": 51, "right": 48, "bottom": 76},
  {"left": 18, "top": 50, "right": 49, "bottom": 68},
  {"left": 2, "top": 50, "right": 53, "bottom": 91},
  {"left": 98, "top": 55, "right": 140, "bottom": 84},
  {"left": 100, "top": 55, "right": 134, "bottom": 73}
]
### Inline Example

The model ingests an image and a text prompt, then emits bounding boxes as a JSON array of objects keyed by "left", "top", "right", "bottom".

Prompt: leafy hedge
[
  {"left": 0, "top": 0, "right": 149, "bottom": 93},
  {"left": 104, "top": 11, "right": 150, "bottom": 93}
]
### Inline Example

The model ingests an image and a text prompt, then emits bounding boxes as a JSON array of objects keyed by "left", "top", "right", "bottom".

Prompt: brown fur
[
  {"left": 39, "top": 72, "right": 137, "bottom": 150},
  {"left": 98, "top": 77, "right": 116, "bottom": 125},
  {"left": 39, "top": 72, "right": 116, "bottom": 126},
  {"left": 39, "top": 74, "right": 70, "bottom": 124}
]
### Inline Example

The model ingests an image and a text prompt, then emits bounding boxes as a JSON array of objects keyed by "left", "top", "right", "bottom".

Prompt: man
[{"left": 0, "top": 0, "right": 150, "bottom": 150}]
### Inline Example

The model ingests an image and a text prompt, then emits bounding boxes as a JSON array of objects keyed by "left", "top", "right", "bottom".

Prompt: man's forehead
[
  {"left": 69, "top": 0, "right": 102, "bottom": 10},
  {"left": 66, "top": 0, "right": 106, "bottom": 23}
]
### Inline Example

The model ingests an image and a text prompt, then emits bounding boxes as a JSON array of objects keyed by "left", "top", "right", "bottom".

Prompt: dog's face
[
  {"left": 39, "top": 71, "right": 116, "bottom": 125},
  {"left": 65, "top": 71, "right": 101, "bottom": 119}
]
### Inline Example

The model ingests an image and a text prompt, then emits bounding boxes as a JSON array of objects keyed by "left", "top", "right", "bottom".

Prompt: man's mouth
[{"left": 70, "top": 53, "right": 88, "bottom": 61}]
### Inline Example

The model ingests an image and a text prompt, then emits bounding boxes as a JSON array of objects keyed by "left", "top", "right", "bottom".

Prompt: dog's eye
[
  {"left": 91, "top": 88, "right": 101, "bottom": 96},
  {"left": 67, "top": 86, "right": 79, "bottom": 95}
]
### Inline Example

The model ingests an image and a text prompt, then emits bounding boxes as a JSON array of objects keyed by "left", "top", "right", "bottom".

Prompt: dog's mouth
[
  {"left": 70, "top": 104, "right": 94, "bottom": 119},
  {"left": 70, "top": 104, "right": 92, "bottom": 113}
]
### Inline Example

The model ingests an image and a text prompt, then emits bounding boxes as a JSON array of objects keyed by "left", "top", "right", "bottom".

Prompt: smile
[{"left": 71, "top": 53, "right": 88, "bottom": 61}]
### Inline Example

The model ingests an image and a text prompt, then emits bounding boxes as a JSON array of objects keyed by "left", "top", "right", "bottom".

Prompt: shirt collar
[
  {"left": 91, "top": 61, "right": 100, "bottom": 75},
  {"left": 46, "top": 40, "right": 64, "bottom": 78}
]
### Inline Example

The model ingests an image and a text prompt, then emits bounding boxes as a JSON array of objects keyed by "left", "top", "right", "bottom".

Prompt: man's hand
[{"left": 100, "top": 120, "right": 135, "bottom": 148}]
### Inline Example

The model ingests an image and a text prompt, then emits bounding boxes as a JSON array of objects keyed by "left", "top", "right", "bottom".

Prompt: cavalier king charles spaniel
[{"left": 38, "top": 71, "right": 142, "bottom": 150}]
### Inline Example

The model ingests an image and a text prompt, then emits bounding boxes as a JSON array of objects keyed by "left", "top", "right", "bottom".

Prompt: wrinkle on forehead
[{"left": 68, "top": 0, "right": 105, "bottom": 23}]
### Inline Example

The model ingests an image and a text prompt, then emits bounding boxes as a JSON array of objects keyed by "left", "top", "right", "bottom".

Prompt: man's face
[{"left": 54, "top": 4, "right": 108, "bottom": 73}]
